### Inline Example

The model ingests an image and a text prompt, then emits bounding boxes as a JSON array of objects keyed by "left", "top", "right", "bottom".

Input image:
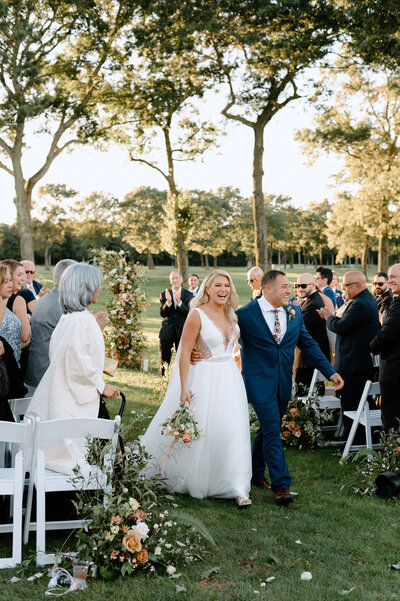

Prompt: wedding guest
[
  {"left": 247, "top": 266, "right": 263, "bottom": 299},
  {"left": 159, "top": 271, "right": 193, "bottom": 374},
  {"left": 21, "top": 260, "right": 49, "bottom": 300},
  {"left": 25, "top": 263, "right": 119, "bottom": 476},
  {"left": 0, "top": 263, "right": 30, "bottom": 370},
  {"left": 372, "top": 272, "right": 392, "bottom": 323},
  {"left": 330, "top": 270, "right": 344, "bottom": 309},
  {"left": 318, "top": 271, "right": 380, "bottom": 441},
  {"left": 188, "top": 274, "right": 200, "bottom": 295},
  {"left": 370, "top": 263, "right": 400, "bottom": 432},
  {"left": 315, "top": 266, "right": 336, "bottom": 309},
  {"left": 293, "top": 273, "right": 330, "bottom": 391},
  {"left": 24, "top": 259, "right": 77, "bottom": 395},
  {"left": 0, "top": 336, "right": 27, "bottom": 421}
]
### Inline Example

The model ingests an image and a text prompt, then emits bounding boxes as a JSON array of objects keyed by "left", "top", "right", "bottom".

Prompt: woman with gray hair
[{"left": 26, "top": 262, "right": 119, "bottom": 476}]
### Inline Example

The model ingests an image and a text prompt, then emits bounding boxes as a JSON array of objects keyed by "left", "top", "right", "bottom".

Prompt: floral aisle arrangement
[
  {"left": 96, "top": 249, "right": 147, "bottom": 368},
  {"left": 280, "top": 393, "right": 334, "bottom": 450},
  {"left": 72, "top": 428, "right": 212, "bottom": 580},
  {"left": 352, "top": 428, "right": 400, "bottom": 495}
]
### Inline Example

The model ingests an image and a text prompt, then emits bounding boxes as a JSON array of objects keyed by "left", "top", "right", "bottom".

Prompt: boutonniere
[{"left": 286, "top": 306, "right": 296, "bottom": 321}]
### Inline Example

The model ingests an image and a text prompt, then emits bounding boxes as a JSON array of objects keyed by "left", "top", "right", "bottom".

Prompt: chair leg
[
  {"left": 12, "top": 453, "right": 23, "bottom": 567},
  {"left": 341, "top": 416, "right": 359, "bottom": 460},
  {"left": 365, "top": 410, "right": 373, "bottom": 449},
  {"left": 36, "top": 456, "right": 46, "bottom": 563}
]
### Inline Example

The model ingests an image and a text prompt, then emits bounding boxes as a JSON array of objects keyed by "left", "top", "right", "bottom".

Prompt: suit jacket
[
  {"left": 333, "top": 288, "right": 344, "bottom": 309},
  {"left": 293, "top": 291, "right": 330, "bottom": 370},
  {"left": 375, "top": 289, "right": 392, "bottom": 314},
  {"left": 237, "top": 301, "right": 335, "bottom": 404},
  {"left": 25, "top": 287, "right": 62, "bottom": 387},
  {"left": 322, "top": 285, "right": 336, "bottom": 308},
  {"left": 327, "top": 288, "right": 379, "bottom": 375},
  {"left": 370, "top": 295, "right": 400, "bottom": 383},
  {"left": 159, "top": 288, "right": 193, "bottom": 341}
]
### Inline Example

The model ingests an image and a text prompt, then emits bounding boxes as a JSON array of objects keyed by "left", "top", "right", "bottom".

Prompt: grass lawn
[{"left": 1, "top": 264, "right": 399, "bottom": 600}]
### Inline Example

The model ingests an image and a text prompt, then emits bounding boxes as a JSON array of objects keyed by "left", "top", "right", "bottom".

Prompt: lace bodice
[
  {"left": 0, "top": 308, "right": 22, "bottom": 365},
  {"left": 193, "top": 308, "right": 237, "bottom": 360}
]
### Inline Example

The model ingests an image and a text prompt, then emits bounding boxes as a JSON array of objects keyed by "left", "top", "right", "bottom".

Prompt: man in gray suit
[{"left": 24, "top": 259, "right": 77, "bottom": 394}]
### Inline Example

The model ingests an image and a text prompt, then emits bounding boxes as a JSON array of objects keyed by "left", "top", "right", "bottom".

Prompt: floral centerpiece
[
  {"left": 280, "top": 393, "right": 334, "bottom": 450},
  {"left": 72, "top": 427, "right": 212, "bottom": 580},
  {"left": 96, "top": 249, "right": 147, "bottom": 368}
]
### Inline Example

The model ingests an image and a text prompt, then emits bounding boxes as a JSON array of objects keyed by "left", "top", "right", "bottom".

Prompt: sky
[{"left": 0, "top": 96, "right": 343, "bottom": 225}]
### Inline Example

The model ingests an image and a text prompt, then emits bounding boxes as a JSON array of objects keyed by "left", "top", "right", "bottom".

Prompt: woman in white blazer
[{"left": 26, "top": 263, "right": 119, "bottom": 475}]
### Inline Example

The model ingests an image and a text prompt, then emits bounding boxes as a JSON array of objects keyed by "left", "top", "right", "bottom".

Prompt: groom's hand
[
  {"left": 330, "top": 373, "right": 344, "bottom": 390},
  {"left": 190, "top": 350, "right": 203, "bottom": 365}
]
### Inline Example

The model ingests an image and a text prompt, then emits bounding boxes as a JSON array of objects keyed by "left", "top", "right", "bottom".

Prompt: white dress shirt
[
  {"left": 257, "top": 295, "right": 287, "bottom": 342},
  {"left": 166, "top": 286, "right": 182, "bottom": 308}
]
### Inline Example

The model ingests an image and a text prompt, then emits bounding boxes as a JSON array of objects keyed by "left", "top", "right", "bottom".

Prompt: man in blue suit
[{"left": 237, "top": 270, "right": 344, "bottom": 505}]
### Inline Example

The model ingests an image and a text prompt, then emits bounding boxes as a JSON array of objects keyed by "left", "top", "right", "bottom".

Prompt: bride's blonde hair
[{"left": 190, "top": 270, "right": 239, "bottom": 336}]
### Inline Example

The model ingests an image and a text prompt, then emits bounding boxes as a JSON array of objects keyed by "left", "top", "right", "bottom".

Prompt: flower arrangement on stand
[
  {"left": 96, "top": 250, "right": 147, "bottom": 368},
  {"left": 280, "top": 393, "right": 334, "bottom": 450},
  {"left": 351, "top": 428, "right": 400, "bottom": 495},
  {"left": 72, "top": 424, "right": 212, "bottom": 580}
]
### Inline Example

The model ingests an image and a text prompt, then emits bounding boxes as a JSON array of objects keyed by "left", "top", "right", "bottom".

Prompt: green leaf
[
  {"left": 200, "top": 566, "right": 220, "bottom": 579},
  {"left": 169, "top": 510, "right": 216, "bottom": 547}
]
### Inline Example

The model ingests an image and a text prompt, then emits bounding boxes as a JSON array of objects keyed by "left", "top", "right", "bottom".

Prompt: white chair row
[
  {"left": 0, "top": 414, "right": 121, "bottom": 568},
  {"left": 341, "top": 380, "right": 382, "bottom": 460},
  {"left": 299, "top": 369, "right": 344, "bottom": 438}
]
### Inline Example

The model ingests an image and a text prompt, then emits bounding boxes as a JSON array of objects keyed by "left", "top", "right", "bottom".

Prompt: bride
[{"left": 141, "top": 270, "right": 252, "bottom": 507}]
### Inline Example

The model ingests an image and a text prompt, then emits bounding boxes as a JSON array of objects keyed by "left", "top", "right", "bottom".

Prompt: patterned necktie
[{"left": 273, "top": 309, "right": 281, "bottom": 344}]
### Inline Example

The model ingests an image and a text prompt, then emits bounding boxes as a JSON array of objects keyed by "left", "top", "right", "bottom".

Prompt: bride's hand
[{"left": 180, "top": 388, "right": 191, "bottom": 406}]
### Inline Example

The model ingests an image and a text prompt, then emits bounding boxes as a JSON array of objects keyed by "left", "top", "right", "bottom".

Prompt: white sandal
[{"left": 236, "top": 496, "right": 252, "bottom": 508}]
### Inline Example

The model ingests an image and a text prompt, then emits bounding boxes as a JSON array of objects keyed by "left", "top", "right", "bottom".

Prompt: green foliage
[
  {"left": 281, "top": 393, "right": 334, "bottom": 450},
  {"left": 351, "top": 428, "right": 400, "bottom": 495},
  {"left": 97, "top": 249, "right": 147, "bottom": 368}
]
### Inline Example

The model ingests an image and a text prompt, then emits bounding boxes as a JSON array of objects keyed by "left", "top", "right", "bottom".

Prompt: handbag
[{"left": 103, "top": 357, "right": 118, "bottom": 377}]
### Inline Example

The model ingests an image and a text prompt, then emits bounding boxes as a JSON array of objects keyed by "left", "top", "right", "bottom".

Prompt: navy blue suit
[{"left": 237, "top": 300, "right": 335, "bottom": 491}]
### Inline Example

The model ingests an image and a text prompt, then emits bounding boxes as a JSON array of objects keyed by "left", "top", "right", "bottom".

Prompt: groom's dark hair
[{"left": 261, "top": 270, "right": 286, "bottom": 288}]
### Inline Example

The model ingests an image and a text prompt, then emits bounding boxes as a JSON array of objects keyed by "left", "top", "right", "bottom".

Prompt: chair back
[
  {"left": 0, "top": 418, "right": 32, "bottom": 447},
  {"left": 35, "top": 416, "right": 121, "bottom": 446},
  {"left": 8, "top": 397, "right": 32, "bottom": 423}
]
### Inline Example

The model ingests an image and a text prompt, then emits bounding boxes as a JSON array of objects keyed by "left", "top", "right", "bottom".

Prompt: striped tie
[{"left": 273, "top": 309, "right": 281, "bottom": 344}]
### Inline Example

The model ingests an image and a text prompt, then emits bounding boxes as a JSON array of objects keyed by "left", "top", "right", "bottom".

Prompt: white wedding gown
[{"left": 141, "top": 308, "right": 252, "bottom": 499}]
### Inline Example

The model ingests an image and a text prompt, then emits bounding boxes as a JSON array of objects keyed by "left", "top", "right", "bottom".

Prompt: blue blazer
[{"left": 237, "top": 301, "right": 335, "bottom": 404}]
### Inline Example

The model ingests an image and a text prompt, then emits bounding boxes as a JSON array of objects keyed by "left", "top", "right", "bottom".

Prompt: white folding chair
[
  {"left": 299, "top": 369, "right": 343, "bottom": 437},
  {"left": 341, "top": 381, "right": 382, "bottom": 460},
  {"left": 9, "top": 397, "right": 32, "bottom": 423},
  {"left": 0, "top": 419, "right": 33, "bottom": 568},
  {"left": 24, "top": 415, "right": 121, "bottom": 565}
]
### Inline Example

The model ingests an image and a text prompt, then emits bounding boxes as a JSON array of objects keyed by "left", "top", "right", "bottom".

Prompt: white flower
[
  {"left": 135, "top": 522, "right": 149, "bottom": 538},
  {"left": 154, "top": 546, "right": 162, "bottom": 556},
  {"left": 167, "top": 565, "right": 176, "bottom": 576},
  {"left": 129, "top": 498, "right": 140, "bottom": 511},
  {"left": 110, "top": 525, "right": 119, "bottom": 534},
  {"left": 165, "top": 543, "right": 172, "bottom": 549}
]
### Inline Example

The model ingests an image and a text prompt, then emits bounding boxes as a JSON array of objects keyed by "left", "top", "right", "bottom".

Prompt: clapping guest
[
  {"left": 21, "top": 260, "right": 49, "bottom": 300},
  {"left": 25, "top": 263, "right": 119, "bottom": 476},
  {"left": 188, "top": 274, "right": 200, "bottom": 295},
  {"left": 0, "top": 263, "right": 30, "bottom": 366}
]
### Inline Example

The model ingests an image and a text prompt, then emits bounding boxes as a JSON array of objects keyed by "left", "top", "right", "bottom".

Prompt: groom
[{"left": 237, "top": 270, "right": 344, "bottom": 505}]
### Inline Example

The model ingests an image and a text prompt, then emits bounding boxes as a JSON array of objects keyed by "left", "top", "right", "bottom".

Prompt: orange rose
[
  {"left": 290, "top": 408, "right": 299, "bottom": 418},
  {"left": 110, "top": 549, "right": 120, "bottom": 560},
  {"left": 288, "top": 421, "right": 296, "bottom": 431},
  {"left": 282, "top": 431, "right": 291, "bottom": 439},
  {"left": 136, "top": 509, "right": 148, "bottom": 521},
  {"left": 396, "top": 447, "right": 400, "bottom": 454},
  {"left": 122, "top": 529, "right": 142, "bottom": 554},
  {"left": 121, "top": 525, "right": 130, "bottom": 533},
  {"left": 111, "top": 515, "right": 123, "bottom": 524},
  {"left": 182, "top": 434, "right": 191, "bottom": 443},
  {"left": 136, "top": 548, "right": 148, "bottom": 564}
]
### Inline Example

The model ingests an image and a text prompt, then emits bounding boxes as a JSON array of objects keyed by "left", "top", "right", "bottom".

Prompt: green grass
[{"left": 1, "top": 264, "right": 398, "bottom": 600}]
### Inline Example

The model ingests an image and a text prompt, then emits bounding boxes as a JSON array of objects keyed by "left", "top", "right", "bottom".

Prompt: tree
[
  {"left": 34, "top": 184, "right": 77, "bottom": 266},
  {"left": 71, "top": 191, "right": 120, "bottom": 249},
  {"left": 0, "top": 0, "right": 139, "bottom": 259},
  {"left": 95, "top": 16, "right": 218, "bottom": 284},
  {"left": 183, "top": 0, "right": 342, "bottom": 270},
  {"left": 120, "top": 187, "right": 167, "bottom": 269},
  {"left": 297, "top": 64, "right": 400, "bottom": 272}
]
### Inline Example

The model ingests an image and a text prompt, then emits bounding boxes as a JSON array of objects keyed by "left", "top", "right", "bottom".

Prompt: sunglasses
[
  {"left": 247, "top": 279, "right": 256, "bottom": 283},
  {"left": 372, "top": 281, "right": 386, "bottom": 286},
  {"left": 25, "top": 270, "right": 35, "bottom": 274},
  {"left": 294, "top": 283, "right": 310, "bottom": 289}
]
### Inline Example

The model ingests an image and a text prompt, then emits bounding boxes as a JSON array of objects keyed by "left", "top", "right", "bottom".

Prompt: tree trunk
[
  {"left": 44, "top": 244, "right": 51, "bottom": 268},
  {"left": 297, "top": 251, "right": 301, "bottom": 265},
  {"left": 319, "top": 244, "right": 323, "bottom": 264},
  {"left": 13, "top": 176, "right": 34, "bottom": 261},
  {"left": 283, "top": 248, "right": 287, "bottom": 269},
  {"left": 147, "top": 250, "right": 155, "bottom": 269},
  {"left": 361, "top": 243, "right": 368, "bottom": 276},
  {"left": 252, "top": 125, "right": 268, "bottom": 270},
  {"left": 204, "top": 254, "right": 209, "bottom": 268},
  {"left": 378, "top": 234, "right": 389, "bottom": 273},
  {"left": 200, "top": 253, "right": 204, "bottom": 267},
  {"left": 213, "top": 255, "right": 218, "bottom": 267},
  {"left": 277, "top": 250, "right": 281, "bottom": 266},
  {"left": 290, "top": 252, "right": 294, "bottom": 269}
]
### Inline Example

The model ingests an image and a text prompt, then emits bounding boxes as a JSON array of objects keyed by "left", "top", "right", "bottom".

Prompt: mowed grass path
[{"left": 1, "top": 264, "right": 399, "bottom": 601}]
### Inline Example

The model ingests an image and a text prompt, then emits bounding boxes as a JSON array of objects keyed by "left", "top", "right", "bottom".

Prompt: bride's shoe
[{"left": 236, "top": 496, "right": 252, "bottom": 508}]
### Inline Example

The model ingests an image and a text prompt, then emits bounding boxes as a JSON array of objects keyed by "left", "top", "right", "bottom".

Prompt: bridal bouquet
[{"left": 161, "top": 396, "right": 202, "bottom": 445}]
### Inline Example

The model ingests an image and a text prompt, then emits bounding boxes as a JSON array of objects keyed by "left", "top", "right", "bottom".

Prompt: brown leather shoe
[
  {"left": 275, "top": 489, "right": 293, "bottom": 505},
  {"left": 251, "top": 477, "right": 272, "bottom": 490}
]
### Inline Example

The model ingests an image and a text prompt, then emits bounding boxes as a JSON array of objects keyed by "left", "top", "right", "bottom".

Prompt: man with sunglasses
[
  {"left": 317, "top": 271, "right": 380, "bottom": 441},
  {"left": 293, "top": 273, "right": 330, "bottom": 391},
  {"left": 372, "top": 272, "right": 392, "bottom": 320},
  {"left": 247, "top": 266, "right": 263, "bottom": 300},
  {"left": 21, "top": 260, "right": 48, "bottom": 300}
]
